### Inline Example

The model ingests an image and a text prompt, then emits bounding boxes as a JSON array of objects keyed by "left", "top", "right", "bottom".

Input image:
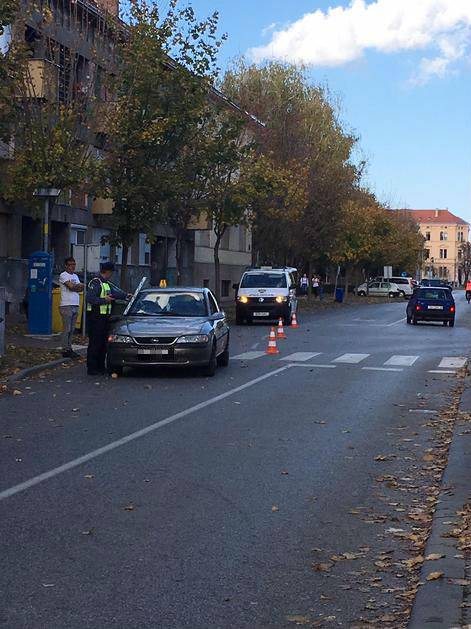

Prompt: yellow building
[{"left": 405, "top": 209, "right": 469, "bottom": 284}]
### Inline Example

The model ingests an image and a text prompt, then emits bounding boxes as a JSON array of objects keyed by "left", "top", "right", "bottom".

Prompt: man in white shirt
[{"left": 59, "top": 257, "right": 84, "bottom": 358}]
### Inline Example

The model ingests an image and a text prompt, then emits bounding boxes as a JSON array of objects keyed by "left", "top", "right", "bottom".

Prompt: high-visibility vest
[{"left": 87, "top": 279, "right": 112, "bottom": 315}]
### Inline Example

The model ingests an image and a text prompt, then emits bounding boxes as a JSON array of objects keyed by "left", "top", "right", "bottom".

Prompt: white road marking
[
  {"left": 438, "top": 357, "right": 467, "bottom": 369},
  {"left": 428, "top": 370, "right": 457, "bottom": 375},
  {"left": 232, "top": 351, "right": 266, "bottom": 361},
  {"left": 0, "top": 366, "right": 290, "bottom": 502},
  {"left": 409, "top": 409, "right": 437, "bottom": 414},
  {"left": 281, "top": 352, "right": 321, "bottom": 362},
  {"left": 384, "top": 355, "right": 419, "bottom": 367},
  {"left": 362, "top": 367, "right": 403, "bottom": 372},
  {"left": 333, "top": 353, "right": 370, "bottom": 364},
  {"left": 289, "top": 363, "right": 336, "bottom": 369},
  {"left": 386, "top": 317, "right": 407, "bottom": 327}
]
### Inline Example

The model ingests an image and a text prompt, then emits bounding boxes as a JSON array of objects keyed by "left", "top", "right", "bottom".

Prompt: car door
[
  {"left": 369, "top": 282, "right": 380, "bottom": 295},
  {"left": 380, "top": 282, "right": 392, "bottom": 295},
  {"left": 208, "top": 291, "right": 227, "bottom": 353}
]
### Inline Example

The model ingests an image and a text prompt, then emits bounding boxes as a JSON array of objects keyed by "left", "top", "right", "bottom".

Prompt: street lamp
[{"left": 33, "top": 187, "right": 61, "bottom": 253}]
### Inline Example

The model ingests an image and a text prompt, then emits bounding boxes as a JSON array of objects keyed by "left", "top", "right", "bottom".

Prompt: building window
[
  {"left": 424, "top": 248, "right": 430, "bottom": 259},
  {"left": 458, "top": 249, "right": 463, "bottom": 260},
  {"left": 115, "top": 244, "right": 132, "bottom": 265},
  {"left": 139, "top": 233, "right": 151, "bottom": 266},
  {"left": 458, "top": 231, "right": 464, "bottom": 242},
  {"left": 425, "top": 231, "right": 431, "bottom": 241},
  {"left": 440, "top": 249, "right": 447, "bottom": 259},
  {"left": 440, "top": 231, "right": 447, "bottom": 241},
  {"left": 221, "top": 280, "right": 231, "bottom": 298}
]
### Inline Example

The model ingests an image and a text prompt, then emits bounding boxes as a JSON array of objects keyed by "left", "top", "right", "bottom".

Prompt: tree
[
  {"left": 0, "top": 2, "right": 104, "bottom": 217},
  {"left": 459, "top": 242, "right": 471, "bottom": 283},
  {"left": 99, "top": 0, "right": 225, "bottom": 286}
]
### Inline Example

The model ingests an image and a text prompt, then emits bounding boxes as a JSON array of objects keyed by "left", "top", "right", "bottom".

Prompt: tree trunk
[
  {"left": 175, "top": 229, "right": 183, "bottom": 286},
  {"left": 344, "top": 265, "right": 350, "bottom": 302},
  {"left": 120, "top": 243, "right": 129, "bottom": 290},
  {"left": 307, "top": 260, "right": 312, "bottom": 297},
  {"left": 214, "top": 229, "right": 224, "bottom": 302}
]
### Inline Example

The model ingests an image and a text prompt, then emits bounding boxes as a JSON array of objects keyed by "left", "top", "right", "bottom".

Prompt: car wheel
[
  {"left": 203, "top": 344, "right": 217, "bottom": 377},
  {"left": 449, "top": 320, "right": 455, "bottom": 328},
  {"left": 399, "top": 290, "right": 405, "bottom": 299},
  {"left": 217, "top": 336, "right": 230, "bottom": 367},
  {"left": 358, "top": 291, "right": 366, "bottom": 297},
  {"left": 235, "top": 308, "right": 244, "bottom": 325},
  {"left": 389, "top": 292, "right": 396, "bottom": 298}
]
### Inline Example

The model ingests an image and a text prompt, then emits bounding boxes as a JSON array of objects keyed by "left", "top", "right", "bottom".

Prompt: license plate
[
  {"left": 253, "top": 312, "right": 270, "bottom": 317},
  {"left": 137, "top": 349, "right": 169, "bottom": 355},
  {"left": 428, "top": 305, "right": 443, "bottom": 310}
]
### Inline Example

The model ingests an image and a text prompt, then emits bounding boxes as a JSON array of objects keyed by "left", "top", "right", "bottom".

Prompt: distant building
[{"left": 401, "top": 209, "right": 469, "bottom": 284}]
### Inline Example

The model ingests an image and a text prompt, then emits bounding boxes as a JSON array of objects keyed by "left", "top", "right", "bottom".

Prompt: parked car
[
  {"left": 420, "top": 278, "right": 453, "bottom": 290},
  {"left": 374, "top": 276, "right": 413, "bottom": 298},
  {"left": 106, "top": 288, "right": 229, "bottom": 376},
  {"left": 406, "top": 287, "right": 455, "bottom": 326},
  {"left": 234, "top": 267, "right": 298, "bottom": 325},
  {"left": 356, "top": 281, "right": 401, "bottom": 298}
]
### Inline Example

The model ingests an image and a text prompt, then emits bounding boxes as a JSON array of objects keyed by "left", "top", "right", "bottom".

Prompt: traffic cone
[
  {"left": 277, "top": 317, "right": 287, "bottom": 339},
  {"left": 291, "top": 312, "right": 300, "bottom": 328},
  {"left": 266, "top": 327, "right": 280, "bottom": 354}
]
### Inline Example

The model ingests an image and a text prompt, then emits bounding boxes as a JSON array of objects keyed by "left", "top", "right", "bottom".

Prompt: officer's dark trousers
[{"left": 87, "top": 314, "right": 109, "bottom": 374}]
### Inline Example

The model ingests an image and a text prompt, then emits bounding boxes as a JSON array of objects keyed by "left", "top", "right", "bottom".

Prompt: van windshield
[{"left": 240, "top": 273, "right": 287, "bottom": 288}]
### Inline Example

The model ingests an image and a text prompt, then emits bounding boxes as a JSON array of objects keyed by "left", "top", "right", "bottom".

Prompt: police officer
[{"left": 86, "top": 262, "right": 130, "bottom": 375}]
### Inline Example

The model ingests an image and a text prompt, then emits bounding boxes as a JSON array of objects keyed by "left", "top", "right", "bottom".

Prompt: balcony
[
  {"left": 23, "top": 59, "right": 57, "bottom": 100},
  {"left": 92, "top": 197, "right": 114, "bottom": 214}
]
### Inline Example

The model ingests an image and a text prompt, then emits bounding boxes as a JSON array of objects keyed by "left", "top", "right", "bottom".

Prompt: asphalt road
[{"left": 1, "top": 294, "right": 470, "bottom": 628}]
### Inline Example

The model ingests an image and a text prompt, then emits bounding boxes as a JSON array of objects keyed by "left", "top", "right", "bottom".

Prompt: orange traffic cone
[
  {"left": 291, "top": 312, "right": 300, "bottom": 329},
  {"left": 266, "top": 327, "right": 280, "bottom": 354},
  {"left": 277, "top": 317, "right": 287, "bottom": 339}
]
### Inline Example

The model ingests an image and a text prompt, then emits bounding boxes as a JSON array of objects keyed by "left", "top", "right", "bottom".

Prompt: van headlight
[
  {"left": 237, "top": 295, "right": 249, "bottom": 304},
  {"left": 176, "top": 334, "right": 210, "bottom": 344},
  {"left": 275, "top": 296, "right": 287, "bottom": 303},
  {"left": 108, "top": 334, "right": 133, "bottom": 343}
]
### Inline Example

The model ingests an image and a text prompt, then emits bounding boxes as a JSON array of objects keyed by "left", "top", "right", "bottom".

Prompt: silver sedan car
[{"left": 106, "top": 288, "right": 229, "bottom": 377}]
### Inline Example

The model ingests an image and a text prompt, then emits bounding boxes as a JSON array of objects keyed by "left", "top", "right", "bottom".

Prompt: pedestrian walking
[
  {"left": 59, "top": 257, "right": 84, "bottom": 358},
  {"left": 311, "top": 275, "right": 319, "bottom": 298},
  {"left": 86, "top": 262, "right": 130, "bottom": 376},
  {"left": 465, "top": 280, "right": 471, "bottom": 303},
  {"left": 300, "top": 273, "right": 309, "bottom": 296}
]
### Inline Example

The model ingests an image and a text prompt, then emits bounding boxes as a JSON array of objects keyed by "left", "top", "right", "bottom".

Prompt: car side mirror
[{"left": 211, "top": 312, "right": 225, "bottom": 321}]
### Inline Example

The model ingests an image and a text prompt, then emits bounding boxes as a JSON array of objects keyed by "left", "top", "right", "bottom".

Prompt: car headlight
[
  {"left": 108, "top": 334, "right": 134, "bottom": 344},
  {"left": 275, "top": 295, "right": 287, "bottom": 303},
  {"left": 176, "top": 334, "right": 210, "bottom": 344},
  {"left": 237, "top": 295, "right": 249, "bottom": 304}
]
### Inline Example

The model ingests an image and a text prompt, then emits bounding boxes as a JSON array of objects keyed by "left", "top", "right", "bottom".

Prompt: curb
[
  {"left": 2, "top": 350, "right": 87, "bottom": 385},
  {"left": 409, "top": 373, "right": 471, "bottom": 628}
]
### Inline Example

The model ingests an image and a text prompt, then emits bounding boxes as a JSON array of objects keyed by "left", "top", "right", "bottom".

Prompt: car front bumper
[
  {"left": 107, "top": 342, "right": 213, "bottom": 367},
  {"left": 236, "top": 301, "right": 291, "bottom": 320}
]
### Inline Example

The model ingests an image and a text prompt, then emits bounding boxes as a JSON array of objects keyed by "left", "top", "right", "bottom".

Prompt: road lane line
[
  {"left": 281, "top": 352, "right": 321, "bottom": 362},
  {"left": 333, "top": 353, "right": 370, "bottom": 364},
  {"left": 0, "top": 366, "right": 290, "bottom": 502},
  {"left": 438, "top": 357, "right": 467, "bottom": 369},
  {"left": 362, "top": 367, "right": 403, "bottom": 372},
  {"left": 384, "top": 355, "right": 419, "bottom": 367},
  {"left": 386, "top": 317, "right": 407, "bottom": 327},
  {"left": 289, "top": 364, "right": 336, "bottom": 369},
  {"left": 232, "top": 351, "right": 266, "bottom": 361}
]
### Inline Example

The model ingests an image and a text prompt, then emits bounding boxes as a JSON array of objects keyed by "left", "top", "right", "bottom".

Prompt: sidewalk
[
  {"left": 0, "top": 314, "right": 87, "bottom": 382},
  {"left": 410, "top": 370, "right": 471, "bottom": 628}
]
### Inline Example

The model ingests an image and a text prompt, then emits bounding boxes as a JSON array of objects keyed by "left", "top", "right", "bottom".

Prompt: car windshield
[
  {"left": 128, "top": 291, "right": 208, "bottom": 317},
  {"left": 417, "top": 289, "right": 451, "bottom": 301},
  {"left": 240, "top": 273, "right": 287, "bottom": 288}
]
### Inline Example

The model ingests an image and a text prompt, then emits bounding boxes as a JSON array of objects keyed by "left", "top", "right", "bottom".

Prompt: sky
[{"left": 186, "top": 0, "right": 471, "bottom": 222}]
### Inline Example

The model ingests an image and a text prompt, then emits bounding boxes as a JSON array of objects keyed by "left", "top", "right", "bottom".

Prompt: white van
[
  {"left": 234, "top": 267, "right": 298, "bottom": 325},
  {"left": 374, "top": 276, "right": 413, "bottom": 298}
]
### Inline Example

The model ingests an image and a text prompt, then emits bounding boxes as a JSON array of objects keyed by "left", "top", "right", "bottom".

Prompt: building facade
[
  {"left": 403, "top": 209, "right": 469, "bottom": 284},
  {"left": 0, "top": 0, "right": 252, "bottom": 313}
]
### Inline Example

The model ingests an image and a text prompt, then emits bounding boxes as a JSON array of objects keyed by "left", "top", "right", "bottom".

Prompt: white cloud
[{"left": 250, "top": 0, "right": 471, "bottom": 84}]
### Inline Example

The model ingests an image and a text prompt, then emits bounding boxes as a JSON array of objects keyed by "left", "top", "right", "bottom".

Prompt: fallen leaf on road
[
  {"left": 281, "top": 470, "right": 289, "bottom": 475},
  {"left": 448, "top": 578, "right": 471, "bottom": 586},
  {"left": 124, "top": 504, "right": 135, "bottom": 511},
  {"left": 422, "top": 454, "right": 434, "bottom": 462},
  {"left": 42, "top": 583, "right": 55, "bottom": 588},
  {"left": 84, "top": 474, "right": 94, "bottom": 479},
  {"left": 426, "top": 571, "right": 444, "bottom": 581},
  {"left": 402, "top": 556, "right": 424, "bottom": 569},
  {"left": 286, "top": 616, "right": 310, "bottom": 625},
  {"left": 72, "top": 408, "right": 79, "bottom": 412},
  {"left": 81, "top": 529, "right": 93, "bottom": 536},
  {"left": 425, "top": 553, "right": 445, "bottom": 561},
  {"left": 313, "top": 562, "right": 334, "bottom": 572},
  {"left": 12, "top": 390, "right": 22, "bottom": 396},
  {"left": 374, "top": 455, "right": 394, "bottom": 461},
  {"left": 271, "top": 505, "right": 279, "bottom": 512}
]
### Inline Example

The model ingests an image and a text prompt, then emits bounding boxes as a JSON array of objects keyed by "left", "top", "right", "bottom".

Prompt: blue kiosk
[{"left": 28, "top": 252, "right": 53, "bottom": 335}]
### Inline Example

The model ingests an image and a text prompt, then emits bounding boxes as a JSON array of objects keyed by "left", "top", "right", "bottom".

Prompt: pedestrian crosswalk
[{"left": 231, "top": 351, "right": 468, "bottom": 373}]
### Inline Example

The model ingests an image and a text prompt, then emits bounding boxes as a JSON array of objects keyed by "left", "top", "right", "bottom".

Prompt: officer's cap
[{"left": 100, "top": 262, "right": 115, "bottom": 272}]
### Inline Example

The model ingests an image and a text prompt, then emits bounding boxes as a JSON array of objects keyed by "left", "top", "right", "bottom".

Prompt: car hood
[{"left": 112, "top": 316, "right": 208, "bottom": 337}]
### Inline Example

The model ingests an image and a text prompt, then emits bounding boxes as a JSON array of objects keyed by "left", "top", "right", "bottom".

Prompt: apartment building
[
  {"left": 0, "top": 0, "right": 253, "bottom": 312},
  {"left": 404, "top": 209, "right": 469, "bottom": 284}
]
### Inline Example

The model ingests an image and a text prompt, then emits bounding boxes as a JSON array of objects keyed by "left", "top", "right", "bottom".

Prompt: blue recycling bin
[
  {"left": 28, "top": 251, "right": 53, "bottom": 334},
  {"left": 335, "top": 287, "right": 344, "bottom": 303}
]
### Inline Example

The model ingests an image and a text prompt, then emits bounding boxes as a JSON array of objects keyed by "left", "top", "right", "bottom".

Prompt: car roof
[
  {"left": 140, "top": 287, "right": 207, "bottom": 293},
  {"left": 417, "top": 286, "right": 451, "bottom": 290}
]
